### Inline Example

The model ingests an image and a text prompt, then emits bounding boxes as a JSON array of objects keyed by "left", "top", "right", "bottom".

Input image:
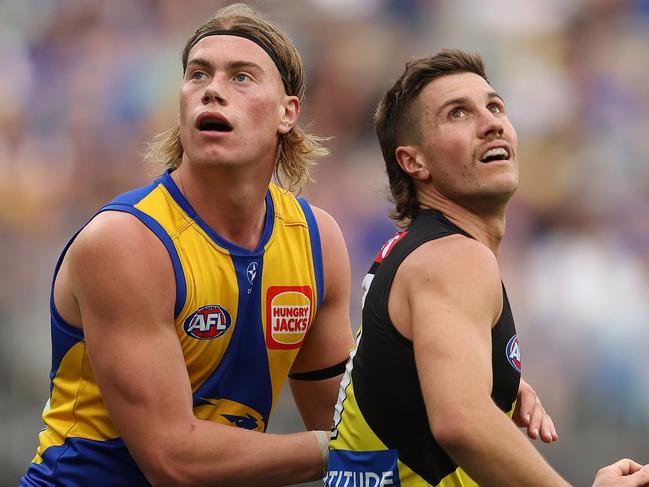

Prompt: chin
[
  {"left": 490, "top": 182, "right": 518, "bottom": 202},
  {"left": 458, "top": 183, "right": 517, "bottom": 211},
  {"left": 185, "top": 148, "right": 232, "bottom": 167},
  {"left": 491, "top": 174, "right": 519, "bottom": 196}
]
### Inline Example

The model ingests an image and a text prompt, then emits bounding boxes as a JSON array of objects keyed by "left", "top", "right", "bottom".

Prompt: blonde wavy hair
[{"left": 143, "top": 3, "right": 328, "bottom": 192}]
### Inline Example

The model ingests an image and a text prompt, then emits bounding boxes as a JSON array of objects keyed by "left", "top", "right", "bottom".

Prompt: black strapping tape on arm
[{"left": 288, "top": 358, "right": 348, "bottom": 381}]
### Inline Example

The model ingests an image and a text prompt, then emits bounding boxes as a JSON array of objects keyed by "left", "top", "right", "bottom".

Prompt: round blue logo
[
  {"left": 506, "top": 335, "right": 521, "bottom": 372},
  {"left": 183, "top": 305, "right": 232, "bottom": 340}
]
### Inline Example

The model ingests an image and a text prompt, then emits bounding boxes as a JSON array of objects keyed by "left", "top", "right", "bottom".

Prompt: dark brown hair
[{"left": 375, "top": 49, "right": 488, "bottom": 226}]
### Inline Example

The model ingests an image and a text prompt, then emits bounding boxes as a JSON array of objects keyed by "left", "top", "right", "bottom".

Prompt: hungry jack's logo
[{"left": 266, "top": 286, "right": 312, "bottom": 349}]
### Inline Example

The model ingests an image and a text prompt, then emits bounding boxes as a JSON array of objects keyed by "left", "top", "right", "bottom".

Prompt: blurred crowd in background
[{"left": 1, "top": 0, "right": 648, "bottom": 485}]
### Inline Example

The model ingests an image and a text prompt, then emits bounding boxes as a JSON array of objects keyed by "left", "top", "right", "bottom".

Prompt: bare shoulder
[
  {"left": 308, "top": 205, "right": 349, "bottom": 288},
  {"left": 309, "top": 205, "right": 344, "bottom": 242},
  {"left": 66, "top": 210, "right": 175, "bottom": 316},
  {"left": 404, "top": 234, "right": 500, "bottom": 281},
  {"left": 398, "top": 234, "right": 502, "bottom": 326},
  {"left": 73, "top": 209, "right": 154, "bottom": 246},
  {"left": 69, "top": 211, "right": 167, "bottom": 272}
]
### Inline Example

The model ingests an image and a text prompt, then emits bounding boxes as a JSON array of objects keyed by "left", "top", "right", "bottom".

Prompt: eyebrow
[
  {"left": 185, "top": 57, "right": 265, "bottom": 73},
  {"left": 435, "top": 91, "right": 505, "bottom": 118}
]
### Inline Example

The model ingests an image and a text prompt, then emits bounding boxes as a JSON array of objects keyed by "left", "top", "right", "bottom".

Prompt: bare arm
[
  {"left": 289, "top": 206, "right": 355, "bottom": 430},
  {"left": 66, "top": 211, "right": 324, "bottom": 487},
  {"left": 397, "top": 235, "right": 569, "bottom": 487}
]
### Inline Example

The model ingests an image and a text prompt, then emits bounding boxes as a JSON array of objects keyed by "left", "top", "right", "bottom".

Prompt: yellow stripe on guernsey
[
  {"left": 330, "top": 369, "right": 514, "bottom": 486},
  {"left": 330, "top": 373, "right": 444, "bottom": 486},
  {"left": 29, "top": 172, "right": 321, "bottom": 484},
  {"left": 33, "top": 341, "right": 120, "bottom": 464}
]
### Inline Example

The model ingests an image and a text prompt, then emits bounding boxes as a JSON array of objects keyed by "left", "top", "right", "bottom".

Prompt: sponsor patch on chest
[
  {"left": 265, "top": 286, "right": 312, "bottom": 349},
  {"left": 183, "top": 304, "right": 232, "bottom": 340}
]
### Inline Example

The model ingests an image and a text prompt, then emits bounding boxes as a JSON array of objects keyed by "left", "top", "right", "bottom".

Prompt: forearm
[
  {"left": 144, "top": 420, "right": 324, "bottom": 486},
  {"left": 438, "top": 407, "right": 570, "bottom": 487},
  {"left": 290, "top": 375, "right": 344, "bottom": 430}
]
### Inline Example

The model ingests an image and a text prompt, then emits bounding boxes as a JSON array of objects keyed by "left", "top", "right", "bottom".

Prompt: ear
[
  {"left": 278, "top": 96, "right": 300, "bottom": 135},
  {"left": 395, "top": 145, "right": 430, "bottom": 181}
]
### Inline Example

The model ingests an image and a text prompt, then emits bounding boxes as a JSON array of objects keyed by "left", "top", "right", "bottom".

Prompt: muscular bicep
[
  {"left": 412, "top": 299, "right": 493, "bottom": 415},
  {"left": 68, "top": 211, "right": 193, "bottom": 474},
  {"left": 402, "top": 237, "right": 503, "bottom": 433},
  {"left": 406, "top": 241, "right": 570, "bottom": 486}
]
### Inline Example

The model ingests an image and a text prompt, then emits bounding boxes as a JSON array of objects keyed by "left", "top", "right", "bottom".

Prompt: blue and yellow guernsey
[{"left": 22, "top": 170, "right": 324, "bottom": 486}]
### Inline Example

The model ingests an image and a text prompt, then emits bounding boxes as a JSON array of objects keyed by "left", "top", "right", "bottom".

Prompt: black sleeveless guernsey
[{"left": 328, "top": 209, "right": 521, "bottom": 486}]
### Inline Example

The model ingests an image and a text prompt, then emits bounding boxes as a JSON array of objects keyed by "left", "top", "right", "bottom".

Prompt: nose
[
  {"left": 202, "top": 77, "right": 227, "bottom": 105},
  {"left": 477, "top": 108, "right": 504, "bottom": 139}
]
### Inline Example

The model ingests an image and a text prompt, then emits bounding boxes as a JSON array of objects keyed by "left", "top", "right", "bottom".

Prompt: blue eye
[
  {"left": 489, "top": 104, "right": 503, "bottom": 113},
  {"left": 234, "top": 73, "right": 252, "bottom": 82},
  {"left": 192, "top": 71, "right": 207, "bottom": 80}
]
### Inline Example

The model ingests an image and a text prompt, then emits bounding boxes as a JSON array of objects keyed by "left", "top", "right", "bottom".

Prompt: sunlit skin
[
  {"left": 396, "top": 73, "right": 519, "bottom": 247},
  {"left": 178, "top": 35, "right": 298, "bottom": 172},
  {"left": 171, "top": 35, "right": 299, "bottom": 249}
]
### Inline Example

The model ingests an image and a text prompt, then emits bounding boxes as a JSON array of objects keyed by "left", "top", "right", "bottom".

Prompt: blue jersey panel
[{"left": 21, "top": 437, "right": 149, "bottom": 487}]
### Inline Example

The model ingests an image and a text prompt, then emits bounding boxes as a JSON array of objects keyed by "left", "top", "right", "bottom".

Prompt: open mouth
[
  {"left": 480, "top": 147, "right": 509, "bottom": 163},
  {"left": 197, "top": 114, "right": 233, "bottom": 133}
]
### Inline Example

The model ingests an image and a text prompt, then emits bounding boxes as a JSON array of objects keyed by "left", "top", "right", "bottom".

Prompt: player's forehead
[
  {"left": 186, "top": 35, "right": 276, "bottom": 72},
  {"left": 422, "top": 72, "right": 499, "bottom": 109}
]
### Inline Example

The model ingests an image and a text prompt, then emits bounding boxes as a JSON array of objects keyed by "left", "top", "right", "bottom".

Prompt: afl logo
[
  {"left": 506, "top": 335, "right": 521, "bottom": 373},
  {"left": 183, "top": 305, "right": 232, "bottom": 340}
]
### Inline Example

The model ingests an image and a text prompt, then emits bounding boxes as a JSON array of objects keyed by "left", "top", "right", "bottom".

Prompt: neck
[
  {"left": 172, "top": 162, "right": 272, "bottom": 251},
  {"left": 417, "top": 191, "right": 508, "bottom": 256}
]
